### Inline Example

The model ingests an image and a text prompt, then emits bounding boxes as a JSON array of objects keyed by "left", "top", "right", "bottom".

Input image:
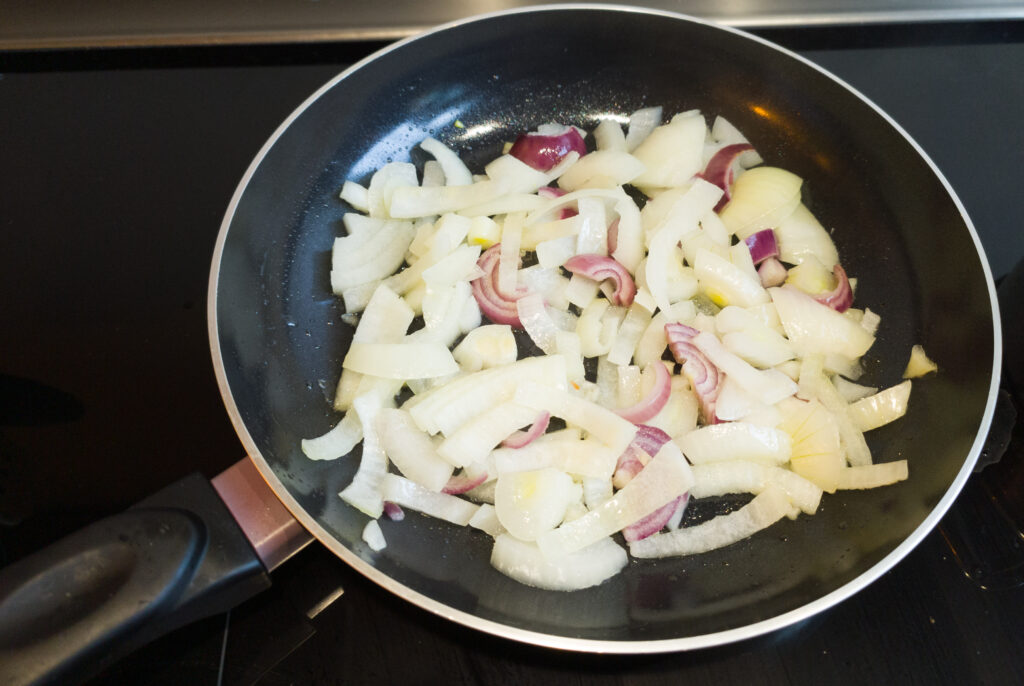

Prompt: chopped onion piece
[
  {"left": 377, "top": 408, "right": 455, "bottom": 491},
  {"left": 452, "top": 324, "right": 517, "bottom": 371},
  {"left": 420, "top": 136, "right": 473, "bottom": 186},
  {"left": 629, "top": 484, "right": 793, "bottom": 558},
  {"left": 362, "top": 520, "right": 387, "bottom": 551},
  {"left": 622, "top": 494, "right": 688, "bottom": 542},
  {"left": 665, "top": 323, "right": 722, "bottom": 423},
  {"left": 904, "top": 344, "right": 938, "bottom": 378},
  {"left": 625, "top": 106, "right": 663, "bottom": 151},
  {"left": 538, "top": 441, "right": 694, "bottom": 557},
  {"left": 814, "top": 264, "right": 853, "bottom": 312},
  {"left": 689, "top": 460, "right": 822, "bottom": 515},
  {"left": 301, "top": 411, "right": 362, "bottom": 461},
  {"left": 381, "top": 473, "right": 479, "bottom": 525},
  {"left": 508, "top": 126, "right": 587, "bottom": 172},
  {"left": 437, "top": 401, "right": 541, "bottom": 467},
  {"left": 757, "top": 257, "right": 788, "bottom": 288},
  {"left": 774, "top": 203, "right": 839, "bottom": 268},
  {"left": 494, "top": 467, "right": 576, "bottom": 541},
  {"left": 502, "top": 411, "right": 552, "bottom": 448},
  {"left": 558, "top": 150, "right": 646, "bottom": 191},
  {"left": 631, "top": 112, "right": 706, "bottom": 189},
  {"left": 470, "top": 243, "right": 526, "bottom": 326},
  {"left": 490, "top": 534, "right": 627, "bottom": 591},
  {"left": 719, "top": 167, "right": 802, "bottom": 239},
  {"left": 342, "top": 341, "right": 459, "bottom": 379},
  {"left": 564, "top": 254, "right": 637, "bottom": 307},
  {"left": 837, "top": 460, "right": 909, "bottom": 489},
  {"left": 468, "top": 503, "right": 504, "bottom": 537},
  {"left": 408, "top": 354, "right": 567, "bottom": 437},
  {"left": 744, "top": 229, "right": 779, "bottom": 265},
  {"left": 770, "top": 285, "right": 875, "bottom": 359},
  {"left": 514, "top": 381, "right": 639, "bottom": 457},
  {"left": 338, "top": 393, "right": 391, "bottom": 518},
  {"left": 847, "top": 380, "right": 912, "bottom": 432},
  {"left": 677, "top": 422, "right": 792, "bottom": 465}
]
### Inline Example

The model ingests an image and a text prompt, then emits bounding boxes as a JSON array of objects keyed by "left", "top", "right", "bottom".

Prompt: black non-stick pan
[{"left": 0, "top": 5, "right": 1002, "bottom": 683}]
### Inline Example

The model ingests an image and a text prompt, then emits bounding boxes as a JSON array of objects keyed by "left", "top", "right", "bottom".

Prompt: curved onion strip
[
  {"left": 509, "top": 126, "right": 587, "bottom": 172},
  {"left": 442, "top": 470, "right": 490, "bottom": 495},
  {"left": 700, "top": 142, "right": 754, "bottom": 211},
  {"left": 814, "top": 264, "right": 853, "bottom": 312},
  {"left": 665, "top": 323, "right": 722, "bottom": 424},
  {"left": 613, "top": 424, "right": 672, "bottom": 488},
  {"left": 502, "top": 410, "right": 552, "bottom": 448},
  {"left": 563, "top": 254, "right": 637, "bottom": 306},
  {"left": 623, "top": 493, "right": 688, "bottom": 542},
  {"left": 615, "top": 362, "right": 671, "bottom": 424},
  {"left": 470, "top": 243, "right": 527, "bottom": 326}
]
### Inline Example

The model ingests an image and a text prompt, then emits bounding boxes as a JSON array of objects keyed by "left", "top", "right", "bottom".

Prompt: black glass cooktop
[{"left": 2, "top": 20, "right": 1024, "bottom": 685}]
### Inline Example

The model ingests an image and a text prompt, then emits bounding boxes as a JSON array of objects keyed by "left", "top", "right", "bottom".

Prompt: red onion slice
[
  {"left": 622, "top": 494, "right": 688, "bottom": 542},
  {"left": 699, "top": 143, "right": 755, "bottom": 211},
  {"left": 442, "top": 470, "right": 489, "bottom": 495},
  {"left": 757, "top": 256, "right": 788, "bottom": 288},
  {"left": 814, "top": 264, "right": 853, "bottom": 312},
  {"left": 615, "top": 362, "right": 671, "bottom": 424},
  {"left": 613, "top": 425, "right": 672, "bottom": 488},
  {"left": 383, "top": 501, "right": 405, "bottom": 521},
  {"left": 509, "top": 126, "right": 587, "bottom": 172},
  {"left": 665, "top": 323, "right": 722, "bottom": 423},
  {"left": 744, "top": 228, "right": 779, "bottom": 265},
  {"left": 501, "top": 411, "right": 552, "bottom": 448},
  {"left": 470, "top": 243, "right": 528, "bottom": 326},
  {"left": 563, "top": 254, "right": 637, "bottom": 306}
]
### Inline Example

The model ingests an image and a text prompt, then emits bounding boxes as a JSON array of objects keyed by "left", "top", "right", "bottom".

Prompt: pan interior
[{"left": 213, "top": 8, "right": 996, "bottom": 645}]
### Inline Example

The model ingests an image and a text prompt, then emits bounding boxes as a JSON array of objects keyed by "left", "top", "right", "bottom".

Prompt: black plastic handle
[{"left": 0, "top": 473, "right": 270, "bottom": 686}]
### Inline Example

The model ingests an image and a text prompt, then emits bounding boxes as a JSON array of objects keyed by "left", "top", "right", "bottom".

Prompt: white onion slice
[
  {"left": 689, "top": 460, "right": 822, "bottom": 515},
  {"left": 677, "top": 422, "right": 792, "bottom": 466},
  {"left": 338, "top": 392, "right": 392, "bottom": 518},
  {"left": 377, "top": 408, "right": 455, "bottom": 491},
  {"left": 362, "top": 520, "right": 387, "bottom": 551},
  {"left": 537, "top": 441, "right": 693, "bottom": 557},
  {"left": 847, "top": 380, "right": 912, "bottom": 432},
  {"left": 514, "top": 381, "right": 639, "bottom": 457},
  {"left": 494, "top": 467, "right": 576, "bottom": 541},
  {"left": 381, "top": 473, "right": 479, "bottom": 525},
  {"left": 342, "top": 341, "right": 459, "bottom": 380},
  {"left": 837, "top": 460, "right": 909, "bottom": 489},
  {"left": 420, "top": 136, "right": 473, "bottom": 186},
  {"left": 437, "top": 401, "right": 541, "bottom": 467},
  {"left": 490, "top": 534, "right": 627, "bottom": 591},
  {"left": 301, "top": 411, "right": 362, "bottom": 461}
]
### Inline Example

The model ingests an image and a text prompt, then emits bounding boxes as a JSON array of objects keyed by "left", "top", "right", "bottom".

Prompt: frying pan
[{"left": 0, "top": 4, "right": 1002, "bottom": 683}]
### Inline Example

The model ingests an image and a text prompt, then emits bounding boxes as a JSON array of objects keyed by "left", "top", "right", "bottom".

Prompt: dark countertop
[{"left": 2, "top": 20, "right": 1023, "bottom": 685}]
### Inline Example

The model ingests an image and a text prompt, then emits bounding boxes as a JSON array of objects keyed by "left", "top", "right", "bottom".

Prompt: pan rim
[{"left": 207, "top": 3, "right": 1003, "bottom": 653}]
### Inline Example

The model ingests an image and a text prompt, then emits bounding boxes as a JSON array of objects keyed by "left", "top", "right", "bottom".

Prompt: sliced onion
[
  {"left": 502, "top": 410, "right": 552, "bottom": 448},
  {"left": 814, "top": 264, "right": 853, "bottom": 313},
  {"left": 563, "top": 254, "right": 636, "bottom": 306},
  {"left": 744, "top": 228, "right": 779, "bottom": 265},
  {"left": 757, "top": 256, "right": 788, "bottom": 287},
  {"left": 665, "top": 323, "right": 722, "bottom": 423},
  {"left": 700, "top": 142, "right": 754, "bottom": 211},
  {"left": 383, "top": 501, "right": 406, "bottom": 521},
  {"left": 615, "top": 362, "right": 671, "bottom": 424},
  {"left": 613, "top": 424, "right": 672, "bottom": 488},
  {"left": 537, "top": 186, "right": 577, "bottom": 219},
  {"left": 509, "top": 126, "right": 587, "bottom": 172},
  {"left": 442, "top": 470, "right": 490, "bottom": 495},
  {"left": 623, "top": 494, "right": 688, "bottom": 542},
  {"left": 470, "top": 243, "right": 527, "bottom": 326}
]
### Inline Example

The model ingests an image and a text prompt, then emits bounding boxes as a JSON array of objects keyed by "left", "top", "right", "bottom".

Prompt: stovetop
[{"left": 2, "top": 18, "right": 1023, "bottom": 686}]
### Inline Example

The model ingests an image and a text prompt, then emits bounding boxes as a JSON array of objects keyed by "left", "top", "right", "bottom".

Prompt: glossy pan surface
[{"left": 209, "top": 5, "right": 1000, "bottom": 651}]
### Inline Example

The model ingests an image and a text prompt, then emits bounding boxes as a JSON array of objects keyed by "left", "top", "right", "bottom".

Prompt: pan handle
[{"left": 0, "top": 470, "right": 274, "bottom": 686}]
